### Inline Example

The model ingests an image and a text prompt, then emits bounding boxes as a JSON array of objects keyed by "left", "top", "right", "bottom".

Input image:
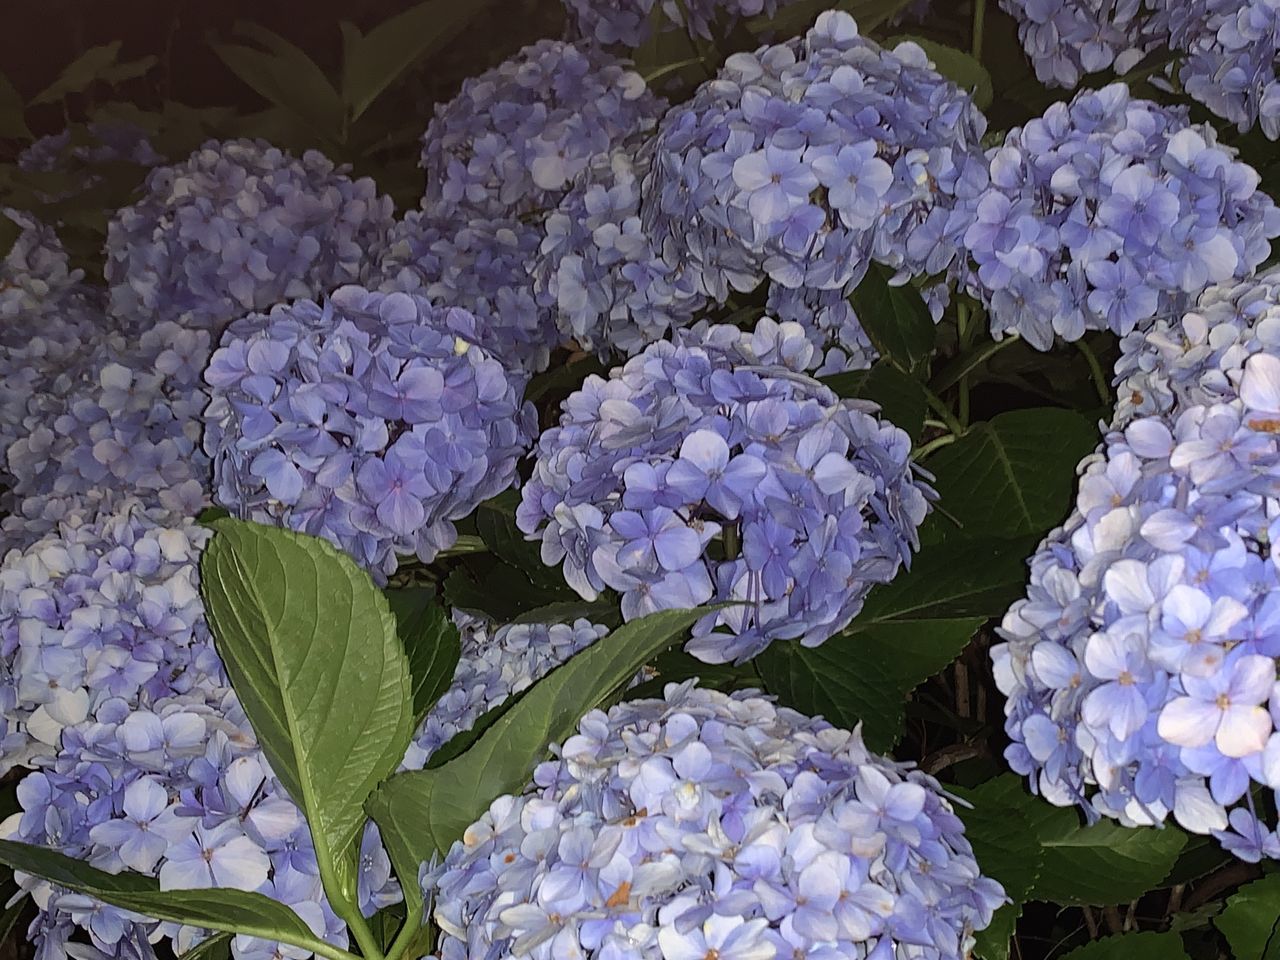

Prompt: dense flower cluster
[
  {"left": 995, "top": 269, "right": 1280, "bottom": 859},
  {"left": 2, "top": 318, "right": 211, "bottom": 552},
  {"left": 104, "top": 139, "right": 395, "bottom": 333},
  {"left": 432, "top": 682, "right": 1005, "bottom": 960},
  {"left": 1004, "top": 0, "right": 1280, "bottom": 139},
  {"left": 419, "top": 40, "right": 666, "bottom": 221},
  {"left": 204, "top": 286, "right": 534, "bottom": 580},
  {"left": 517, "top": 318, "right": 930, "bottom": 663},
  {"left": 0, "top": 214, "right": 115, "bottom": 483},
  {"left": 962, "top": 83, "right": 1280, "bottom": 350},
  {"left": 17, "top": 122, "right": 165, "bottom": 204},
  {"left": 535, "top": 144, "right": 711, "bottom": 357},
  {"left": 0, "top": 498, "right": 616, "bottom": 958},
  {"left": 376, "top": 211, "right": 560, "bottom": 374},
  {"left": 634, "top": 12, "right": 987, "bottom": 372}
]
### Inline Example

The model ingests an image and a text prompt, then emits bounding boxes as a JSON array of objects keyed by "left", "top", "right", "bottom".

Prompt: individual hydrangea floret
[
  {"left": 962, "top": 83, "right": 1280, "bottom": 350},
  {"left": 996, "top": 273, "right": 1280, "bottom": 859},
  {"left": 376, "top": 211, "right": 561, "bottom": 374},
  {"left": 517, "top": 318, "right": 930, "bottom": 664},
  {"left": 2, "top": 317, "right": 212, "bottom": 553},
  {"left": 431, "top": 682, "right": 1006, "bottom": 960},
  {"left": 419, "top": 40, "right": 666, "bottom": 221},
  {"left": 104, "top": 139, "right": 395, "bottom": 333},
  {"left": 635, "top": 12, "right": 987, "bottom": 372},
  {"left": 204, "top": 286, "right": 535, "bottom": 581}
]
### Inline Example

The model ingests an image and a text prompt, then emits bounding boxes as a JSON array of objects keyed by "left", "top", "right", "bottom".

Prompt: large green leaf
[
  {"left": 177, "top": 932, "right": 234, "bottom": 960},
  {"left": 0, "top": 70, "right": 30, "bottom": 140},
  {"left": 848, "top": 262, "right": 937, "bottom": 375},
  {"left": 921, "top": 408, "right": 1098, "bottom": 543},
  {"left": 1216, "top": 874, "right": 1280, "bottom": 959},
  {"left": 822, "top": 360, "right": 928, "bottom": 441},
  {"left": 385, "top": 587, "right": 461, "bottom": 726},
  {"left": 475, "top": 493, "right": 573, "bottom": 591},
  {"left": 957, "top": 776, "right": 1185, "bottom": 907},
  {"left": 0, "top": 841, "right": 347, "bottom": 960},
  {"left": 30, "top": 43, "right": 123, "bottom": 105},
  {"left": 209, "top": 31, "right": 343, "bottom": 141},
  {"left": 199, "top": 519, "right": 414, "bottom": 876},
  {"left": 342, "top": 0, "right": 500, "bottom": 122},
  {"left": 367, "top": 606, "right": 709, "bottom": 865},
  {"left": 1061, "top": 931, "right": 1190, "bottom": 960},
  {"left": 757, "top": 619, "right": 980, "bottom": 751}
]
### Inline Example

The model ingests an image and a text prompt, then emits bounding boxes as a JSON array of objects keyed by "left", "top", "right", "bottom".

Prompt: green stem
[
  {"left": 643, "top": 56, "right": 704, "bottom": 84},
  {"left": 914, "top": 433, "right": 957, "bottom": 459},
  {"left": 384, "top": 898, "right": 424, "bottom": 960},
  {"left": 922, "top": 383, "right": 965, "bottom": 437},
  {"left": 971, "top": 0, "right": 987, "bottom": 60},
  {"left": 1074, "top": 339, "right": 1111, "bottom": 406},
  {"left": 931, "top": 334, "right": 1019, "bottom": 394},
  {"left": 315, "top": 851, "right": 383, "bottom": 960}
]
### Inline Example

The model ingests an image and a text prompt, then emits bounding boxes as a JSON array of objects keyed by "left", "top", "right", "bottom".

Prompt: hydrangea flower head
[
  {"left": 995, "top": 269, "right": 1280, "bottom": 858},
  {"left": 962, "top": 83, "right": 1280, "bottom": 350},
  {"left": 517, "top": 318, "right": 930, "bottom": 663},
  {"left": 633, "top": 11, "right": 987, "bottom": 371},
  {"left": 204, "top": 286, "right": 534, "bottom": 581},
  {"left": 419, "top": 40, "right": 666, "bottom": 221},
  {"left": 376, "top": 211, "right": 561, "bottom": 374},
  {"left": 431, "top": 682, "right": 1005, "bottom": 960},
  {"left": 104, "top": 139, "right": 395, "bottom": 332}
]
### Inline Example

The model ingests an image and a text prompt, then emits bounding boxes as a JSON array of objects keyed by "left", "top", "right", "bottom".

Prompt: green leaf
[
  {"left": 385, "top": 587, "right": 461, "bottom": 726},
  {"left": 921, "top": 408, "right": 1098, "bottom": 543},
  {"left": 210, "top": 35, "right": 343, "bottom": 141},
  {"left": 956, "top": 776, "right": 1185, "bottom": 907},
  {"left": 1216, "top": 874, "right": 1280, "bottom": 959},
  {"left": 972, "top": 904, "right": 1018, "bottom": 960},
  {"left": 822, "top": 360, "right": 928, "bottom": 441},
  {"left": 475, "top": 493, "right": 570, "bottom": 590},
  {"left": 1061, "top": 931, "right": 1190, "bottom": 960},
  {"left": 0, "top": 71, "right": 30, "bottom": 140},
  {"left": 848, "top": 263, "right": 937, "bottom": 375},
  {"left": 367, "top": 606, "right": 709, "bottom": 864},
  {"left": 199, "top": 518, "right": 414, "bottom": 874},
  {"left": 757, "top": 619, "right": 980, "bottom": 751},
  {"left": 30, "top": 42, "right": 122, "bottom": 105},
  {"left": 96, "top": 55, "right": 159, "bottom": 87},
  {"left": 0, "top": 841, "right": 344, "bottom": 959},
  {"left": 509, "top": 598, "right": 623, "bottom": 628},
  {"left": 887, "top": 36, "right": 993, "bottom": 109},
  {"left": 177, "top": 932, "right": 234, "bottom": 960},
  {"left": 342, "top": 0, "right": 500, "bottom": 122},
  {"left": 0, "top": 215, "right": 20, "bottom": 258}
]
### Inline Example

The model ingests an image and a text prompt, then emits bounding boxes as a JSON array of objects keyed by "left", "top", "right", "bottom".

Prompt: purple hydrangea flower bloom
[
  {"left": 104, "top": 139, "right": 395, "bottom": 333},
  {"left": 430, "top": 683, "right": 1005, "bottom": 960},
  {"left": 204, "top": 286, "right": 534, "bottom": 581},
  {"left": 518, "top": 317, "right": 931, "bottom": 663},
  {"left": 995, "top": 267, "right": 1280, "bottom": 860},
  {"left": 961, "top": 84, "right": 1280, "bottom": 350}
]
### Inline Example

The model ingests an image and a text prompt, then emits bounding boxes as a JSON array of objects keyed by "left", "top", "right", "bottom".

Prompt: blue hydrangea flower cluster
[
  {"left": 2, "top": 317, "right": 212, "bottom": 553},
  {"left": 104, "top": 139, "right": 395, "bottom": 333},
  {"left": 0, "top": 497, "right": 616, "bottom": 960},
  {"left": 995, "top": 269, "right": 1280, "bottom": 860},
  {"left": 962, "top": 83, "right": 1280, "bottom": 351},
  {"left": 204, "top": 286, "right": 534, "bottom": 581},
  {"left": 17, "top": 122, "right": 165, "bottom": 202},
  {"left": 0, "top": 214, "right": 116, "bottom": 484},
  {"left": 535, "top": 143, "right": 711, "bottom": 357},
  {"left": 632, "top": 11, "right": 987, "bottom": 372},
  {"left": 517, "top": 318, "right": 930, "bottom": 664},
  {"left": 1004, "top": 0, "right": 1280, "bottom": 140},
  {"left": 431, "top": 681, "right": 1006, "bottom": 960},
  {"left": 375, "top": 211, "right": 561, "bottom": 374},
  {"left": 419, "top": 40, "right": 666, "bottom": 222}
]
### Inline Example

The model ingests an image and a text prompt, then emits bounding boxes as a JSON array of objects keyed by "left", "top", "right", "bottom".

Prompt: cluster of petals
[
  {"left": 104, "top": 139, "right": 394, "bottom": 333},
  {"left": 961, "top": 83, "right": 1280, "bottom": 350},
  {"left": 517, "top": 317, "right": 930, "bottom": 664},
  {"left": 203, "top": 286, "right": 534, "bottom": 581},
  {"left": 2, "top": 318, "right": 212, "bottom": 553},
  {"left": 0, "top": 495, "right": 616, "bottom": 959},
  {"left": 17, "top": 121, "right": 165, "bottom": 200},
  {"left": 996, "top": 270, "right": 1280, "bottom": 860},
  {"left": 418, "top": 40, "right": 666, "bottom": 222},
  {"left": 633, "top": 11, "right": 987, "bottom": 372},
  {"left": 376, "top": 211, "right": 561, "bottom": 374},
  {"left": 431, "top": 682, "right": 1005, "bottom": 960},
  {"left": 1003, "top": 0, "right": 1280, "bottom": 139}
]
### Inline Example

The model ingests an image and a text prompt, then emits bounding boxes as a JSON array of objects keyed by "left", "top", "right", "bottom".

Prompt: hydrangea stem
[
  {"left": 971, "top": 0, "right": 987, "bottom": 60},
  {"left": 1074, "top": 339, "right": 1111, "bottom": 406}
]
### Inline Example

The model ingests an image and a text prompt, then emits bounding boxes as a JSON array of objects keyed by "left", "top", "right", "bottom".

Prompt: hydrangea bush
[{"left": 2, "top": 1, "right": 1280, "bottom": 958}]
